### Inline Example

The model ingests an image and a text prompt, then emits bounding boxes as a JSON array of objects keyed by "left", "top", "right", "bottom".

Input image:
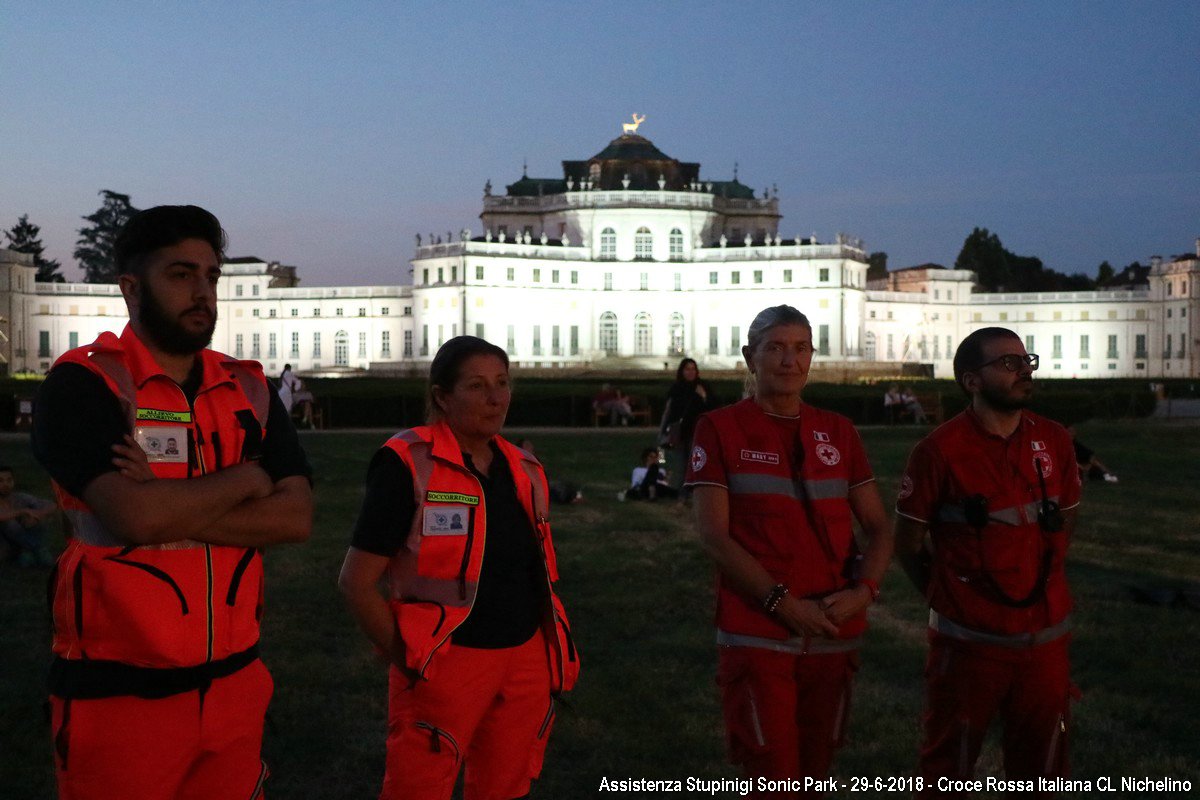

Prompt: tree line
[
  {"left": 2, "top": 195, "right": 1162, "bottom": 291},
  {"left": 5, "top": 190, "right": 137, "bottom": 284}
]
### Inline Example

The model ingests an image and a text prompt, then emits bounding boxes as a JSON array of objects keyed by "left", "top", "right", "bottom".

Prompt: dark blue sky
[{"left": 2, "top": 1, "right": 1197, "bottom": 285}]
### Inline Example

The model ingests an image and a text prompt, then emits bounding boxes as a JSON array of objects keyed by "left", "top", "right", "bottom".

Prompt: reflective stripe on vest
[
  {"left": 728, "top": 473, "right": 849, "bottom": 501},
  {"left": 929, "top": 609, "right": 1072, "bottom": 648},
  {"left": 716, "top": 629, "right": 862, "bottom": 655},
  {"left": 934, "top": 497, "right": 1059, "bottom": 527}
]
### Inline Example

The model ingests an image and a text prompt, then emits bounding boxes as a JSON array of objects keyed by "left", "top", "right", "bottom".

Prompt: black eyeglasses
[{"left": 975, "top": 353, "right": 1039, "bottom": 372}]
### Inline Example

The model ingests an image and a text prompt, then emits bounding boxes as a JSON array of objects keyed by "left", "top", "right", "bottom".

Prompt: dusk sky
[{"left": 2, "top": 1, "right": 1197, "bottom": 286}]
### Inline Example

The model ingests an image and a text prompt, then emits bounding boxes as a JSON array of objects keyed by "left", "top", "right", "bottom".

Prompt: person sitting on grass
[
  {"left": 0, "top": 466, "right": 56, "bottom": 567},
  {"left": 622, "top": 447, "right": 677, "bottom": 501},
  {"left": 1068, "top": 425, "right": 1119, "bottom": 483}
]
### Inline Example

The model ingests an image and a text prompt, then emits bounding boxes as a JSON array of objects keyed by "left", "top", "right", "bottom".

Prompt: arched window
[
  {"left": 635, "top": 312, "right": 653, "bottom": 355},
  {"left": 669, "top": 228, "right": 684, "bottom": 260},
  {"left": 334, "top": 330, "right": 349, "bottom": 367},
  {"left": 634, "top": 227, "right": 653, "bottom": 260},
  {"left": 669, "top": 312, "right": 685, "bottom": 355},
  {"left": 599, "top": 312, "right": 618, "bottom": 355},
  {"left": 600, "top": 228, "right": 617, "bottom": 259}
]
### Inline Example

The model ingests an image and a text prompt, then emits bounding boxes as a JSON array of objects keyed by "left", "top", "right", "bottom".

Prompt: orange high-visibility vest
[
  {"left": 48, "top": 325, "right": 271, "bottom": 671},
  {"left": 702, "top": 399, "right": 868, "bottom": 640},
  {"left": 382, "top": 422, "right": 579, "bottom": 693}
]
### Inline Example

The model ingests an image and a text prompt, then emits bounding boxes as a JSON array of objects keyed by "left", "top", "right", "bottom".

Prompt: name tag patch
[
  {"left": 740, "top": 449, "right": 780, "bottom": 465},
  {"left": 423, "top": 504, "right": 469, "bottom": 536},
  {"left": 425, "top": 491, "right": 480, "bottom": 506},
  {"left": 135, "top": 425, "right": 188, "bottom": 463},
  {"left": 137, "top": 408, "right": 192, "bottom": 424}
]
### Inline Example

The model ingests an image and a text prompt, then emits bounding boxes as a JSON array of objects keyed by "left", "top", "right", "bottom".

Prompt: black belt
[{"left": 49, "top": 644, "right": 260, "bottom": 700}]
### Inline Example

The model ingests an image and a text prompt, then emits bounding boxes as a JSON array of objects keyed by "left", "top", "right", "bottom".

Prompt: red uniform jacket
[{"left": 688, "top": 399, "right": 875, "bottom": 640}]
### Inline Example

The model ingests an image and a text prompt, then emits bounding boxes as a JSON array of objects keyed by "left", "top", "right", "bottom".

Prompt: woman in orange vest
[
  {"left": 339, "top": 336, "right": 578, "bottom": 800},
  {"left": 686, "top": 305, "right": 893, "bottom": 796}
]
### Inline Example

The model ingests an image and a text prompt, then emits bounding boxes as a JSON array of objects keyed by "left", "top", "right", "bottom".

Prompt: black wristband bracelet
[{"left": 763, "top": 583, "right": 788, "bottom": 614}]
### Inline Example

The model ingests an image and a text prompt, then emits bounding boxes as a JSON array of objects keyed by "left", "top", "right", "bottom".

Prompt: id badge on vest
[
  {"left": 135, "top": 425, "right": 188, "bottom": 463},
  {"left": 423, "top": 505, "right": 470, "bottom": 536}
]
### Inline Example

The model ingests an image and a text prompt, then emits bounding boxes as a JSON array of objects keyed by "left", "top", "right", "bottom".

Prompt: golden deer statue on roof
[{"left": 622, "top": 113, "right": 645, "bottom": 134}]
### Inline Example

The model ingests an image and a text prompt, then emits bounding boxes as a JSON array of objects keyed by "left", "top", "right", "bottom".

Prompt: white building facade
[{"left": 2, "top": 133, "right": 1196, "bottom": 380}]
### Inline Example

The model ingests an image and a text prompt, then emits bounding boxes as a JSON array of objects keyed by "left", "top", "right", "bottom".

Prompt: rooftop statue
[{"left": 622, "top": 113, "right": 645, "bottom": 134}]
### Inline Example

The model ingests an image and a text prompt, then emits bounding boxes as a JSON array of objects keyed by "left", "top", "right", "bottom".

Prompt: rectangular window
[
  {"left": 1165, "top": 334, "right": 1173, "bottom": 358},
  {"left": 570, "top": 271, "right": 578, "bottom": 285},
  {"left": 252, "top": 284, "right": 259, "bottom": 296},
  {"left": 336, "top": 307, "right": 343, "bottom": 316},
  {"left": 551, "top": 269, "right": 559, "bottom": 283},
  {"left": 730, "top": 326, "right": 740, "bottom": 355},
  {"left": 437, "top": 267, "right": 444, "bottom": 283},
  {"left": 1107, "top": 335, "right": 1118, "bottom": 359},
  {"left": 235, "top": 334, "right": 244, "bottom": 358},
  {"left": 268, "top": 333, "right": 277, "bottom": 358},
  {"left": 674, "top": 273, "right": 682, "bottom": 291},
  {"left": 1025, "top": 335, "right": 1034, "bottom": 353},
  {"left": 381, "top": 331, "right": 391, "bottom": 358},
  {"left": 532, "top": 326, "right": 542, "bottom": 356},
  {"left": 753, "top": 270, "right": 763, "bottom": 284},
  {"left": 450, "top": 266, "right": 457, "bottom": 282},
  {"left": 1135, "top": 334, "right": 1147, "bottom": 359},
  {"left": 1052, "top": 335, "right": 1062, "bottom": 359},
  {"left": 731, "top": 271, "right": 741, "bottom": 285},
  {"left": 886, "top": 333, "right": 894, "bottom": 360},
  {"left": 570, "top": 325, "right": 580, "bottom": 355},
  {"left": 1080, "top": 310, "right": 1089, "bottom": 321},
  {"left": 403, "top": 330, "right": 413, "bottom": 358},
  {"left": 551, "top": 325, "right": 561, "bottom": 355},
  {"left": 421, "top": 326, "right": 429, "bottom": 356},
  {"left": 1108, "top": 310, "right": 1117, "bottom": 320},
  {"left": 818, "top": 325, "right": 830, "bottom": 356},
  {"left": 640, "top": 273, "right": 648, "bottom": 290},
  {"left": 999, "top": 312, "right": 1008, "bottom": 321},
  {"left": 934, "top": 289, "right": 940, "bottom": 300},
  {"left": 358, "top": 307, "right": 366, "bottom": 317},
  {"left": 382, "top": 307, "right": 391, "bottom": 316},
  {"left": 290, "top": 332, "right": 299, "bottom": 358},
  {"left": 437, "top": 325, "right": 444, "bottom": 347},
  {"left": 709, "top": 326, "right": 719, "bottom": 355},
  {"left": 783, "top": 269, "right": 792, "bottom": 282},
  {"left": 291, "top": 308, "right": 298, "bottom": 317},
  {"left": 533, "top": 268, "right": 541, "bottom": 282},
  {"left": 506, "top": 325, "right": 516, "bottom": 355},
  {"left": 819, "top": 268, "right": 829, "bottom": 283},
  {"left": 68, "top": 331, "right": 79, "bottom": 349},
  {"left": 709, "top": 271, "right": 718, "bottom": 285},
  {"left": 312, "top": 333, "right": 321, "bottom": 358},
  {"left": 476, "top": 265, "right": 484, "bottom": 280},
  {"left": 604, "top": 273, "right": 613, "bottom": 291},
  {"left": 252, "top": 308, "right": 260, "bottom": 317},
  {"left": 269, "top": 309, "right": 276, "bottom": 318},
  {"left": 1079, "top": 335, "right": 1089, "bottom": 359},
  {"left": 475, "top": 324, "right": 484, "bottom": 339},
  {"left": 358, "top": 332, "right": 367, "bottom": 358},
  {"left": 251, "top": 333, "right": 261, "bottom": 358},
  {"left": 507, "top": 267, "right": 515, "bottom": 281},
  {"left": 236, "top": 284, "right": 243, "bottom": 297},
  {"left": 313, "top": 308, "right": 321, "bottom": 317}
]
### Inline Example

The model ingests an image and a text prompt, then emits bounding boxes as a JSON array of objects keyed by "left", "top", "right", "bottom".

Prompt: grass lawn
[{"left": 2, "top": 419, "right": 1198, "bottom": 798}]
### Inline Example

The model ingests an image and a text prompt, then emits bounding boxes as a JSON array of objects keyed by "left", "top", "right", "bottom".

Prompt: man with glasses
[{"left": 894, "top": 327, "right": 1081, "bottom": 796}]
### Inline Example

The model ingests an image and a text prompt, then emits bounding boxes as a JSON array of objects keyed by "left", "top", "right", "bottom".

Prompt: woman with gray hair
[{"left": 685, "top": 305, "right": 893, "bottom": 794}]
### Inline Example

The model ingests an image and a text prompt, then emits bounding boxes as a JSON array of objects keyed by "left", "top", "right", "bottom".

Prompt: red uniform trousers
[
  {"left": 918, "top": 633, "right": 1071, "bottom": 798},
  {"left": 381, "top": 629, "right": 554, "bottom": 800},
  {"left": 717, "top": 646, "right": 857, "bottom": 798},
  {"left": 51, "top": 659, "right": 273, "bottom": 800}
]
